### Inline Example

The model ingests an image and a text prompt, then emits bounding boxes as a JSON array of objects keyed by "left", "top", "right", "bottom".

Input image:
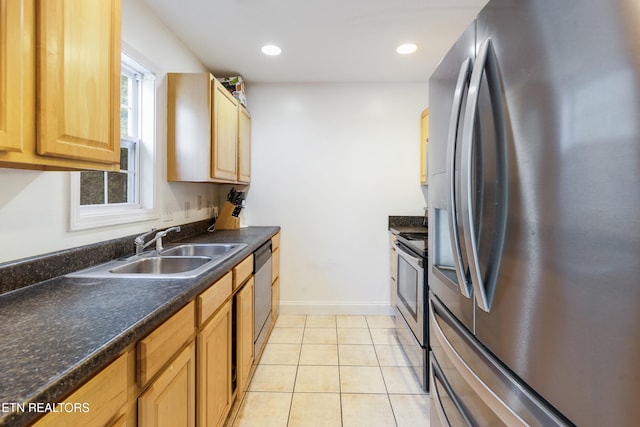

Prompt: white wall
[
  {"left": 0, "top": 0, "right": 217, "bottom": 263},
  {"left": 245, "top": 83, "right": 428, "bottom": 314}
]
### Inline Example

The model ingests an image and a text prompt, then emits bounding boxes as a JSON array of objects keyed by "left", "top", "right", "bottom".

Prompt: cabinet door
[
  {"left": 272, "top": 277, "right": 280, "bottom": 320},
  {"left": 33, "top": 353, "right": 128, "bottom": 427},
  {"left": 167, "top": 73, "right": 212, "bottom": 182},
  {"left": 236, "top": 278, "right": 254, "bottom": 393},
  {"left": 138, "top": 342, "right": 196, "bottom": 427},
  {"left": 36, "top": 0, "right": 120, "bottom": 168},
  {"left": 197, "top": 300, "right": 232, "bottom": 427},
  {"left": 271, "top": 247, "right": 280, "bottom": 284},
  {"left": 420, "top": 108, "right": 429, "bottom": 184},
  {"left": 390, "top": 233, "right": 398, "bottom": 305},
  {"left": 137, "top": 302, "right": 195, "bottom": 388},
  {"left": 0, "top": 0, "right": 34, "bottom": 155},
  {"left": 211, "top": 79, "right": 238, "bottom": 181},
  {"left": 237, "top": 105, "right": 251, "bottom": 183}
]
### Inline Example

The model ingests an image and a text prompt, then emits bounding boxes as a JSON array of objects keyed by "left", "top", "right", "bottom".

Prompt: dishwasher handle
[{"left": 254, "top": 241, "right": 273, "bottom": 272}]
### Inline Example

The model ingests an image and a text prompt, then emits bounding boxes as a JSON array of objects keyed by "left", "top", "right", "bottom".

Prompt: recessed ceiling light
[
  {"left": 396, "top": 43, "right": 418, "bottom": 55},
  {"left": 261, "top": 44, "right": 282, "bottom": 56}
]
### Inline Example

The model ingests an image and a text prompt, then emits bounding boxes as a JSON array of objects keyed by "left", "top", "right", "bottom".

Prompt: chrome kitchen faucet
[{"left": 134, "top": 226, "right": 181, "bottom": 254}]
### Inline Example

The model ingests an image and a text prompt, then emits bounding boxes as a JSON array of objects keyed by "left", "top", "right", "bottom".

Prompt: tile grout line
[
  {"left": 337, "top": 322, "right": 344, "bottom": 427},
  {"left": 370, "top": 319, "right": 400, "bottom": 427},
  {"left": 285, "top": 314, "right": 306, "bottom": 427}
]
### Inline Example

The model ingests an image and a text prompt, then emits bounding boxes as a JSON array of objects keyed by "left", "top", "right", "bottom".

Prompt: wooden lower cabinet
[
  {"left": 32, "top": 353, "right": 128, "bottom": 427},
  {"left": 271, "top": 247, "right": 280, "bottom": 285},
  {"left": 197, "top": 300, "right": 232, "bottom": 427},
  {"left": 271, "top": 233, "right": 281, "bottom": 322},
  {"left": 236, "top": 277, "right": 254, "bottom": 394},
  {"left": 137, "top": 302, "right": 195, "bottom": 389},
  {"left": 138, "top": 342, "right": 196, "bottom": 427},
  {"left": 109, "top": 415, "right": 128, "bottom": 427},
  {"left": 271, "top": 277, "right": 280, "bottom": 323},
  {"left": 272, "top": 277, "right": 280, "bottom": 320},
  {"left": 390, "top": 233, "right": 398, "bottom": 306}
]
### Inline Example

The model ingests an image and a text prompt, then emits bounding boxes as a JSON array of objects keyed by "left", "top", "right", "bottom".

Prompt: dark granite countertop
[
  {"left": 0, "top": 226, "right": 279, "bottom": 427},
  {"left": 388, "top": 215, "right": 427, "bottom": 236}
]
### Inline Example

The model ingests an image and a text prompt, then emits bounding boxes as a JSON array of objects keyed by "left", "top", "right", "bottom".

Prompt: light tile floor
[{"left": 231, "top": 315, "right": 430, "bottom": 427}]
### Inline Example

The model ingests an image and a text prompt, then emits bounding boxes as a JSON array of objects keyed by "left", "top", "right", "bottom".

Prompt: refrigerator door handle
[
  {"left": 460, "top": 38, "right": 509, "bottom": 312},
  {"left": 446, "top": 57, "right": 474, "bottom": 299}
]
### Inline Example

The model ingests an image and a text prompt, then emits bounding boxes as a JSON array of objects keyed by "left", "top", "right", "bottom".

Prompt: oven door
[{"left": 395, "top": 241, "right": 425, "bottom": 346}]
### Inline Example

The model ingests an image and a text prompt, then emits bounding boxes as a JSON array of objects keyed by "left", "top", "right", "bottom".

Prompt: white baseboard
[{"left": 278, "top": 301, "right": 394, "bottom": 316}]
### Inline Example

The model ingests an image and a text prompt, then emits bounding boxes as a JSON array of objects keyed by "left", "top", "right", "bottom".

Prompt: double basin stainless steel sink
[{"left": 67, "top": 243, "right": 248, "bottom": 279}]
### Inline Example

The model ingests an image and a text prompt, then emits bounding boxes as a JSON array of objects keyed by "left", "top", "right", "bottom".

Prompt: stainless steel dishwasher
[{"left": 253, "top": 241, "right": 272, "bottom": 357}]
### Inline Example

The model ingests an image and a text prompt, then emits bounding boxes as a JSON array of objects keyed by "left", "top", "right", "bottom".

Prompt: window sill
[{"left": 70, "top": 205, "right": 159, "bottom": 231}]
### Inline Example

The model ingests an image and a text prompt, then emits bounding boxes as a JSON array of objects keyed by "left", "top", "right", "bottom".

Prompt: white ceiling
[{"left": 143, "top": 0, "right": 488, "bottom": 83}]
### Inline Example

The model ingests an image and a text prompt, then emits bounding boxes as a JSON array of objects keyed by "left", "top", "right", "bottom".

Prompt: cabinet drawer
[
  {"left": 198, "top": 272, "right": 232, "bottom": 325},
  {"left": 233, "top": 255, "right": 253, "bottom": 290},
  {"left": 271, "top": 232, "right": 280, "bottom": 251},
  {"left": 137, "top": 301, "right": 195, "bottom": 387},
  {"left": 33, "top": 353, "right": 128, "bottom": 427}
]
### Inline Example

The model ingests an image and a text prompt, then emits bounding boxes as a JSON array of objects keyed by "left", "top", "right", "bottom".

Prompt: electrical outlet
[
  {"left": 184, "top": 201, "right": 191, "bottom": 218},
  {"left": 197, "top": 195, "right": 202, "bottom": 210},
  {"left": 164, "top": 206, "right": 174, "bottom": 222},
  {"left": 213, "top": 205, "right": 219, "bottom": 217}
]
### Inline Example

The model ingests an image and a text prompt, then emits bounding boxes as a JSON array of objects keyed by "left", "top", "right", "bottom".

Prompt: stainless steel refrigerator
[{"left": 428, "top": 1, "right": 640, "bottom": 426}]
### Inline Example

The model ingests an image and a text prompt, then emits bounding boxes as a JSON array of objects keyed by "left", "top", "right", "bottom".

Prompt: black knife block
[{"left": 215, "top": 201, "right": 240, "bottom": 230}]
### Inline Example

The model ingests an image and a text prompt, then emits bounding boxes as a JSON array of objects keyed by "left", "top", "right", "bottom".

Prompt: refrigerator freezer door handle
[
  {"left": 430, "top": 368, "right": 451, "bottom": 426},
  {"left": 430, "top": 299, "right": 528, "bottom": 427},
  {"left": 460, "top": 38, "right": 509, "bottom": 312},
  {"left": 446, "top": 57, "right": 474, "bottom": 299},
  {"left": 431, "top": 356, "right": 475, "bottom": 427}
]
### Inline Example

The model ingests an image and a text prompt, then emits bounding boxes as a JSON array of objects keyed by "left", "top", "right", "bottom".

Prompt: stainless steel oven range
[{"left": 394, "top": 231, "right": 429, "bottom": 392}]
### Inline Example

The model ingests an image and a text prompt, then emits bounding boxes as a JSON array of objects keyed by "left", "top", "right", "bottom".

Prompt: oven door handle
[{"left": 396, "top": 241, "right": 424, "bottom": 268}]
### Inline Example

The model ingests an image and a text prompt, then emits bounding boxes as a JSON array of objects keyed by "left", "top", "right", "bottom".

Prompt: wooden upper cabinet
[
  {"left": 167, "top": 73, "right": 212, "bottom": 182},
  {"left": 37, "top": 0, "right": 121, "bottom": 166},
  {"left": 0, "top": 0, "right": 121, "bottom": 171},
  {"left": 237, "top": 105, "right": 251, "bottom": 183},
  {"left": 420, "top": 108, "right": 429, "bottom": 185},
  {"left": 167, "top": 73, "right": 249, "bottom": 183},
  {"left": 0, "top": 0, "right": 35, "bottom": 156},
  {"left": 212, "top": 78, "right": 239, "bottom": 181}
]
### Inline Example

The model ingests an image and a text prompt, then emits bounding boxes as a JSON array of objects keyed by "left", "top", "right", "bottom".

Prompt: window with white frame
[{"left": 70, "top": 53, "right": 157, "bottom": 230}]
